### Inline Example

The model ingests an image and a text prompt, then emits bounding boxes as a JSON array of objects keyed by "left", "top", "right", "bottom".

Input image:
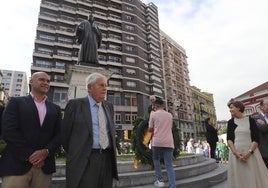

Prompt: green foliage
[
  {"left": 219, "top": 127, "right": 227, "bottom": 134},
  {"left": 131, "top": 116, "right": 181, "bottom": 165}
]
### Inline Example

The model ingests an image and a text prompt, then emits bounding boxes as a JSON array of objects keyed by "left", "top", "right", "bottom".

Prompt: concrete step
[
  {"left": 131, "top": 164, "right": 227, "bottom": 188},
  {"left": 1, "top": 155, "right": 228, "bottom": 188},
  {"left": 113, "top": 159, "right": 223, "bottom": 187}
]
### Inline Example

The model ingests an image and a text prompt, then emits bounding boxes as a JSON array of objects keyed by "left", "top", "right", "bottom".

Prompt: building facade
[
  {"left": 1, "top": 70, "right": 28, "bottom": 98},
  {"left": 0, "top": 70, "right": 9, "bottom": 105},
  {"left": 233, "top": 81, "right": 268, "bottom": 116},
  {"left": 31, "top": 0, "right": 165, "bottom": 137},
  {"left": 191, "top": 86, "right": 216, "bottom": 141},
  {"left": 161, "top": 30, "right": 194, "bottom": 142}
]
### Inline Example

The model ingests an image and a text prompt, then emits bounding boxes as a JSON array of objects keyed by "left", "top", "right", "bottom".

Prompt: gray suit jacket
[
  {"left": 253, "top": 113, "right": 268, "bottom": 158},
  {"left": 61, "top": 97, "right": 118, "bottom": 188}
]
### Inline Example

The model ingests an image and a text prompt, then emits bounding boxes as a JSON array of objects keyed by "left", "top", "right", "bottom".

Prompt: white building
[{"left": 2, "top": 70, "right": 28, "bottom": 97}]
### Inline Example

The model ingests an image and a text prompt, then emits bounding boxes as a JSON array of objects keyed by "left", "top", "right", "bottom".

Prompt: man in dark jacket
[
  {"left": 253, "top": 98, "right": 268, "bottom": 168},
  {"left": 0, "top": 72, "right": 61, "bottom": 188}
]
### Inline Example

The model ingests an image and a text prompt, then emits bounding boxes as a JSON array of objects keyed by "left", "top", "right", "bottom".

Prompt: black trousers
[
  {"left": 78, "top": 149, "right": 113, "bottom": 188},
  {"left": 208, "top": 141, "right": 217, "bottom": 159}
]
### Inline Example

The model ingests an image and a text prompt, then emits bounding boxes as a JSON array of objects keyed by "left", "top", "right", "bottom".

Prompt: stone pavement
[{"left": 210, "top": 180, "right": 227, "bottom": 188}]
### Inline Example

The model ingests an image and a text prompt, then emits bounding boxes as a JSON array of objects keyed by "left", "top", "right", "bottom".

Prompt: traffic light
[{"left": 124, "top": 130, "right": 128, "bottom": 140}]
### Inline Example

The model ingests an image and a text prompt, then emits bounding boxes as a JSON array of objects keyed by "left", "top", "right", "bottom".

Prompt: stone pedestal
[{"left": 66, "top": 64, "right": 113, "bottom": 99}]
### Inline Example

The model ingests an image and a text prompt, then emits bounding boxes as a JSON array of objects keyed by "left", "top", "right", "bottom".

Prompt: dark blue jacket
[{"left": 0, "top": 95, "right": 61, "bottom": 176}]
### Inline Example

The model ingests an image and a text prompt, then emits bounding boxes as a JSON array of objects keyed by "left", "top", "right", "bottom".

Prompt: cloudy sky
[{"left": 1, "top": 0, "right": 267, "bottom": 120}]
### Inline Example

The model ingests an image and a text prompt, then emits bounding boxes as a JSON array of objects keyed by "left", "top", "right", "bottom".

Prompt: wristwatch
[{"left": 248, "top": 149, "right": 254, "bottom": 154}]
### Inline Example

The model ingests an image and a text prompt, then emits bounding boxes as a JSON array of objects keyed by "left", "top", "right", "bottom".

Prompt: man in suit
[
  {"left": 0, "top": 105, "right": 4, "bottom": 136},
  {"left": 61, "top": 72, "right": 118, "bottom": 188},
  {"left": 0, "top": 72, "right": 61, "bottom": 188},
  {"left": 148, "top": 95, "right": 156, "bottom": 115},
  {"left": 253, "top": 98, "right": 268, "bottom": 168}
]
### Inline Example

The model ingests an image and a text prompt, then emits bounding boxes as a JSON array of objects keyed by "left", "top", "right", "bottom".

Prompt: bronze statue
[{"left": 75, "top": 14, "right": 102, "bottom": 65}]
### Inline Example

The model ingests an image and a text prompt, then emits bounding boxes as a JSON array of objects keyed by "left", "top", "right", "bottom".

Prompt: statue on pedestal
[{"left": 75, "top": 13, "right": 102, "bottom": 65}]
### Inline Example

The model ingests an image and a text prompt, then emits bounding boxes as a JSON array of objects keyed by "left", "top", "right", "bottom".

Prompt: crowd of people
[{"left": 0, "top": 71, "right": 268, "bottom": 188}]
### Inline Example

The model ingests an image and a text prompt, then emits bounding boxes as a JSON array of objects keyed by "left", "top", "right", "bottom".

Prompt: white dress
[{"left": 228, "top": 117, "right": 268, "bottom": 188}]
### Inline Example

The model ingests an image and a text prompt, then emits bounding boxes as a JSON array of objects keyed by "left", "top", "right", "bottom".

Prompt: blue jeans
[{"left": 152, "top": 146, "right": 176, "bottom": 188}]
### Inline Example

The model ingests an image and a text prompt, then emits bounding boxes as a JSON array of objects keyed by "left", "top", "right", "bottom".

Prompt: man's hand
[
  {"left": 257, "top": 119, "right": 265, "bottom": 125},
  {"left": 29, "top": 149, "right": 48, "bottom": 168}
]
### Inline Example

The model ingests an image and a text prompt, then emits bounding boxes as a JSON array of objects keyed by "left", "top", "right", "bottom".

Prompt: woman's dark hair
[
  {"left": 204, "top": 117, "right": 210, "bottom": 125},
  {"left": 228, "top": 100, "right": 245, "bottom": 113}
]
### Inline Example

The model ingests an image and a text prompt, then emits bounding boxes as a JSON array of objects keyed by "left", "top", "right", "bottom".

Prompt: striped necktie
[{"left": 97, "top": 102, "right": 109, "bottom": 149}]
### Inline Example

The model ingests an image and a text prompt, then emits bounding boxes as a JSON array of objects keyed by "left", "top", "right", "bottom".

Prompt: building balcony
[
  {"left": 77, "top": 0, "right": 93, "bottom": 6},
  {"left": 37, "top": 26, "right": 56, "bottom": 34},
  {"left": 50, "top": 81, "right": 69, "bottom": 88},
  {"left": 107, "top": 49, "right": 122, "bottom": 55},
  {"left": 108, "top": 6, "right": 122, "bottom": 13},
  {"left": 33, "top": 52, "right": 53, "bottom": 59},
  {"left": 39, "top": 15, "right": 57, "bottom": 23},
  {"left": 59, "top": 6, "right": 76, "bottom": 14},
  {"left": 113, "top": 105, "right": 137, "bottom": 112},
  {"left": 41, "top": 2, "right": 59, "bottom": 11},
  {"left": 93, "top": 2, "right": 108, "bottom": 10},
  {"left": 35, "top": 39, "right": 55, "bottom": 47},
  {"left": 111, "top": 0, "right": 122, "bottom": 3},
  {"left": 31, "top": 65, "right": 65, "bottom": 74},
  {"left": 107, "top": 86, "right": 123, "bottom": 92},
  {"left": 57, "top": 18, "right": 75, "bottom": 25},
  {"left": 56, "top": 29, "right": 74, "bottom": 37},
  {"left": 55, "top": 42, "right": 73, "bottom": 49},
  {"left": 53, "top": 54, "right": 73, "bottom": 61}
]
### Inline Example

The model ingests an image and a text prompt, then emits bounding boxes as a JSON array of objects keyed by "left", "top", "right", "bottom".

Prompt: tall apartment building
[
  {"left": 191, "top": 86, "right": 216, "bottom": 141},
  {"left": 161, "top": 30, "right": 194, "bottom": 142},
  {"left": 31, "top": 0, "right": 164, "bottom": 133},
  {"left": 1, "top": 70, "right": 28, "bottom": 97}
]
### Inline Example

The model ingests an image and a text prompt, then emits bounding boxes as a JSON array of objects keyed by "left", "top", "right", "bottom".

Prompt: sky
[{"left": 1, "top": 0, "right": 268, "bottom": 120}]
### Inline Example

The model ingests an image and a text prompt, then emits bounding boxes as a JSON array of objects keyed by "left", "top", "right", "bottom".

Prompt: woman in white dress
[{"left": 227, "top": 100, "right": 268, "bottom": 188}]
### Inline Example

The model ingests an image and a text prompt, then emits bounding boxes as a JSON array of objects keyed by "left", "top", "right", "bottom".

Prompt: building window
[
  {"left": 57, "top": 50, "right": 72, "bottom": 56},
  {"left": 53, "top": 89, "right": 68, "bottom": 103},
  {"left": 153, "top": 87, "right": 162, "bottom": 94},
  {"left": 126, "top": 6, "right": 134, "bottom": 11},
  {"left": 126, "top": 57, "right": 135, "bottom": 63},
  {"left": 39, "top": 34, "right": 55, "bottom": 42},
  {"left": 109, "top": 45, "right": 121, "bottom": 51},
  {"left": 125, "top": 35, "right": 135, "bottom": 41},
  {"left": 54, "top": 75, "right": 64, "bottom": 83},
  {"left": 98, "top": 55, "right": 106, "bottom": 61},
  {"left": 126, "top": 69, "right": 136, "bottom": 75},
  {"left": 126, "top": 81, "right": 136, "bottom": 88},
  {"left": 17, "top": 79, "right": 22, "bottom": 82},
  {"left": 38, "top": 48, "right": 53, "bottom": 55},
  {"left": 55, "top": 62, "right": 65, "bottom": 69},
  {"left": 108, "top": 56, "right": 121, "bottom": 62},
  {"left": 108, "top": 68, "right": 122, "bottom": 75},
  {"left": 125, "top": 25, "right": 135, "bottom": 31},
  {"left": 125, "top": 95, "right": 137, "bottom": 106},
  {"left": 36, "top": 60, "right": 52, "bottom": 68},
  {"left": 126, "top": 15, "right": 134, "bottom": 21},
  {"left": 107, "top": 94, "right": 122, "bottom": 105},
  {"left": 126, "top": 46, "right": 135, "bottom": 52},
  {"left": 115, "top": 114, "right": 121, "bottom": 124},
  {"left": 58, "top": 37, "right": 73, "bottom": 44}
]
